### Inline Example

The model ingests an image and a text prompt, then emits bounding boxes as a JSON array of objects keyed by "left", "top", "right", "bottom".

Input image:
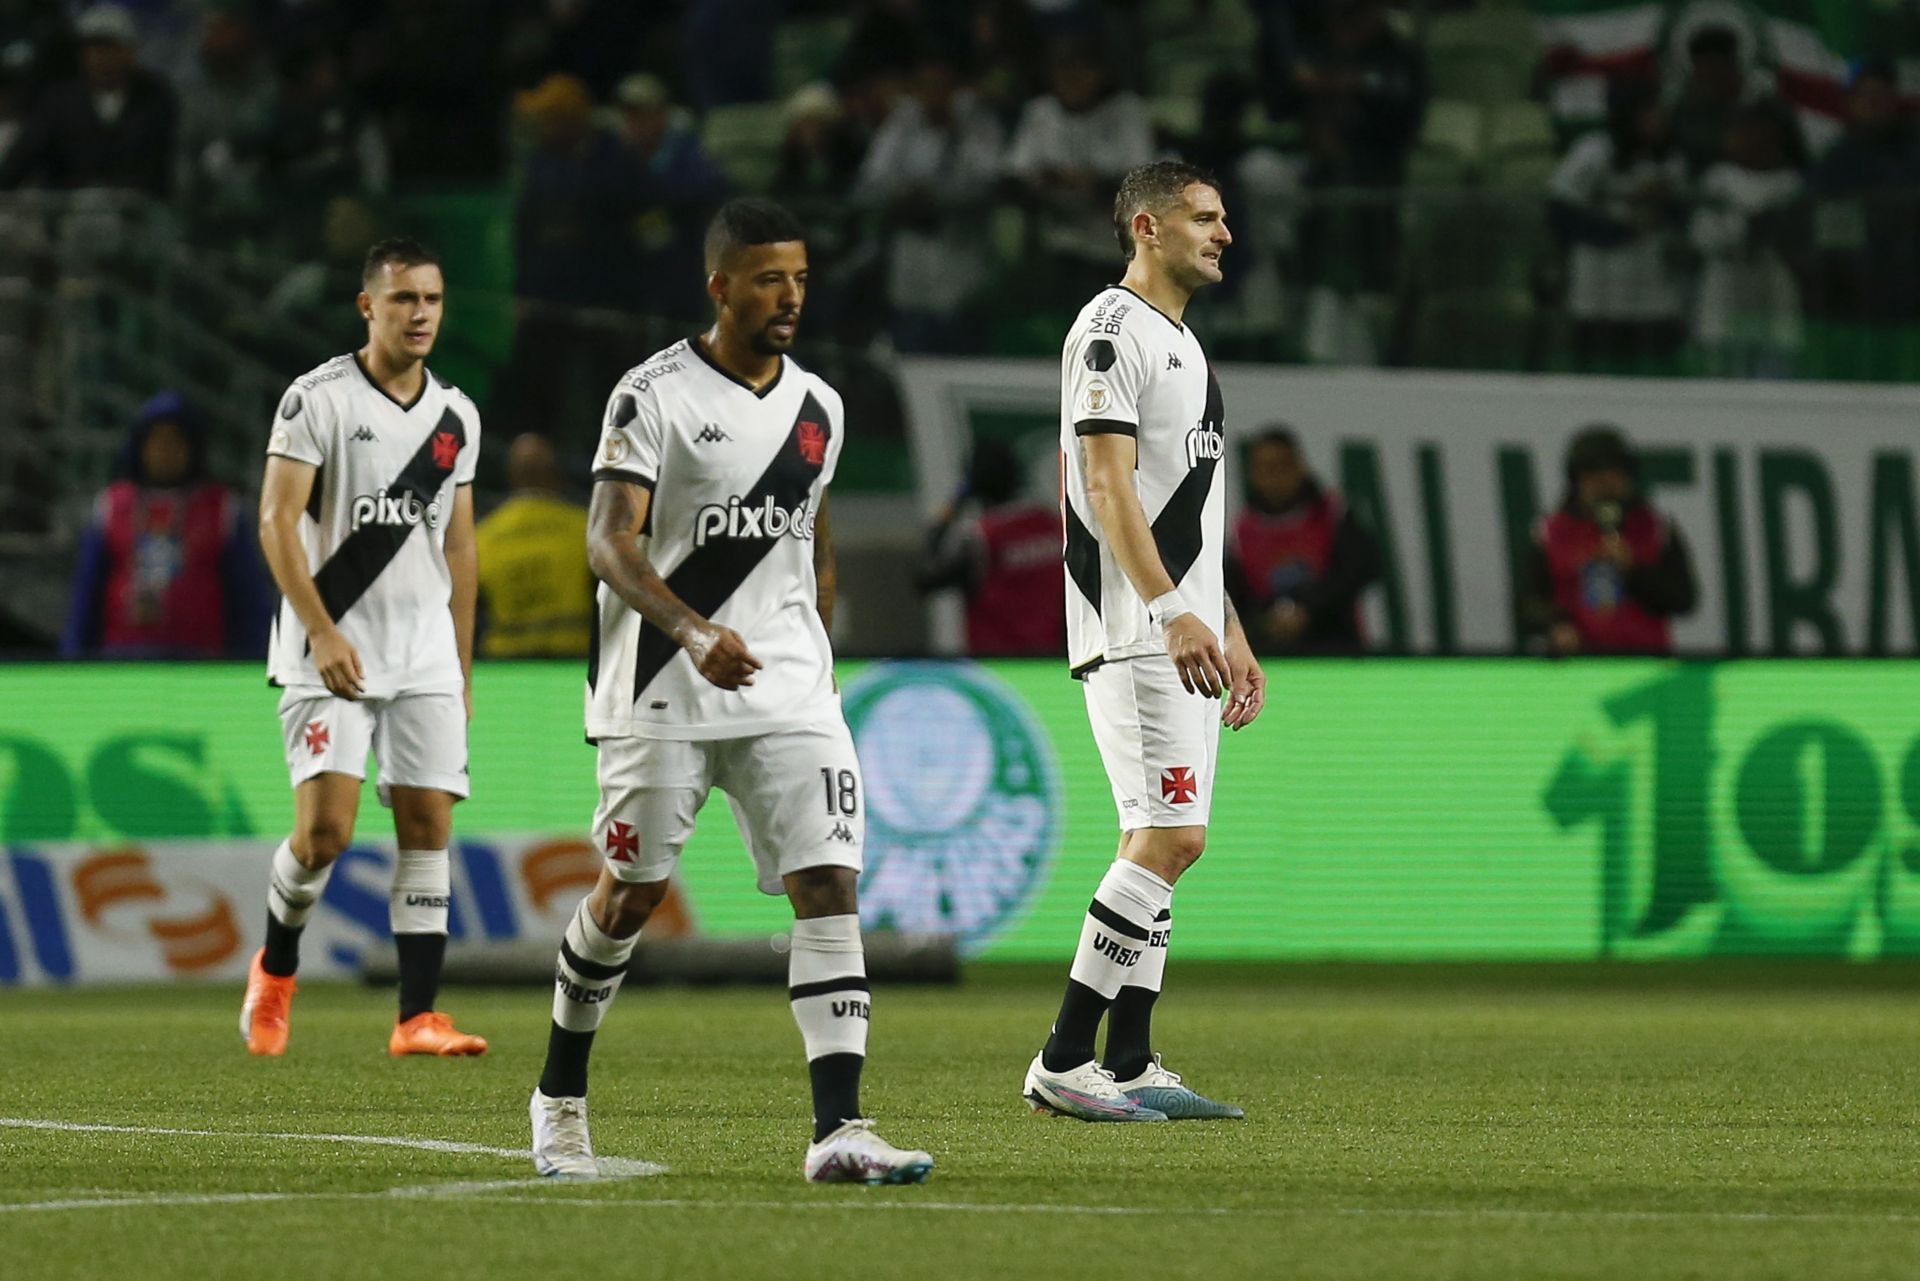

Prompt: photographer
[{"left": 1521, "top": 424, "right": 1698, "bottom": 656}]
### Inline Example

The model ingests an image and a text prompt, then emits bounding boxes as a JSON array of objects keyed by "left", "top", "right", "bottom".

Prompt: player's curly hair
[
  {"left": 705, "top": 198, "right": 807, "bottom": 273},
  {"left": 1113, "top": 161, "right": 1220, "bottom": 261},
  {"left": 361, "top": 236, "right": 439, "bottom": 286}
]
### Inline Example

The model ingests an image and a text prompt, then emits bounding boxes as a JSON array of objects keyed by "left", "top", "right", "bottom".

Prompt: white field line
[
  {"left": 4, "top": 1117, "right": 1917, "bottom": 1226},
  {"left": 0, "top": 1115, "right": 667, "bottom": 1189}
]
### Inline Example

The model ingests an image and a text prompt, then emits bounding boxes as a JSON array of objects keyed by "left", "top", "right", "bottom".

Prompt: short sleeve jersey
[
  {"left": 1060, "top": 286, "right": 1226, "bottom": 674},
  {"left": 265, "top": 353, "right": 480, "bottom": 697},
  {"left": 586, "top": 338, "right": 844, "bottom": 741}
]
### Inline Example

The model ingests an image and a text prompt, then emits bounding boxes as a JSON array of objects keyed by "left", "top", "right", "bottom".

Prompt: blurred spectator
[
  {"left": 1225, "top": 426, "right": 1379, "bottom": 654},
  {"left": 1547, "top": 78, "right": 1688, "bottom": 373},
  {"left": 773, "top": 83, "right": 866, "bottom": 206},
  {"left": 0, "top": 5, "right": 175, "bottom": 195},
  {"left": 914, "top": 438, "right": 1064, "bottom": 657},
  {"left": 475, "top": 433, "right": 593, "bottom": 659},
  {"left": 682, "top": 0, "right": 777, "bottom": 108},
  {"left": 512, "top": 72, "right": 636, "bottom": 310},
  {"left": 854, "top": 49, "right": 1005, "bottom": 352},
  {"left": 968, "top": 0, "right": 1044, "bottom": 121},
  {"left": 1521, "top": 424, "right": 1698, "bottom": 657},
  {"left": 837, "top": 0, "right": 925, "bottom": 91},
  {"left": 1667, "top": 25, "right": 1747, "bottom": 175},
  {"left": 264, "top": 195, "right": 382, "bottom": 357},
  {"left": 176, "top": 2, "right": 279, "bottom": 225},
  {"left": 1005, "top": 38, "right": 1154, "bottom": 308},
  {"left": 615, "top": 72, "right": 728, "bottom": 324},
  {"left": 62, "top": 391, "right": 270, "bottom": 659},
  {"left": 267, "top": 43, "right": 390, "bottom": 218},
  {"left": 1806, "top": 57, "right": 1920, "bottom": 324},
  {"left": 1292, "top": 0, "right": 1426, "bottom": 363},
  {"left": 0, "top": 47, "right": 25, "bottom": 168},
  {"left": 1689, "top": 104, "right": 1806, "bottom": 378}
]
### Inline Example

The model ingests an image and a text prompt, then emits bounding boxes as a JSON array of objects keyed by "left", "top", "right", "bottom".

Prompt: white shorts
[
  {"left": 1083, "top": 656, "right": 1222, "bottom": 831},
  {"left": 592, "top": 720, "right": 864, "bottom": 895},
  {"left": 277, "top": 688, "right": 469, "bottom": 807}
]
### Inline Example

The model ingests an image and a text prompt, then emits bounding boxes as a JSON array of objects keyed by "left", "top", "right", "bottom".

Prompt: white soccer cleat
[
  {"left": 1023, "top": 1051, "right": 1168, "bottom": 1122},
  {"left": 1110, "top": 1053, "right": 1245, "bottom": 1120},
  {"left": 803, "top": 1119, "right": 934, "bottom": 1185},
  {"left": 530, "top": 1088, "right": 599, "bottom": 1178}
]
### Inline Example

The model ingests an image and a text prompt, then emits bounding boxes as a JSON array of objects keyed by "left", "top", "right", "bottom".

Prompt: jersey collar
[
  {"left": 1112, "top": 284, "right": 1186, "bottom": 333},
  {"left": 353, "top": 352, "right": 430, "bottom": 412},
  {"left": 690, "top": 334, "right": 785, "bottom": 399}
]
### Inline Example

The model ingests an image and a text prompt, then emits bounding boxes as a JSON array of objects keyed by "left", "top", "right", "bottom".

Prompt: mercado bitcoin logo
[{"left": 843, "top": 662, "right": 1060, "bottom": 954}]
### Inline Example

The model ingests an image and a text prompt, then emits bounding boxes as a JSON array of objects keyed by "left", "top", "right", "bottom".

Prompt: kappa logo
[
  {"left": 695, "top": 423, "right": 732, "bottom": 444},
  {"left": 796, "top": 420, "right": 827, "bottom": 467},
  {"left": 350, "top": 425, "right": 378, "bottom": 443},
  {"left": 1167, "top": 353, "right": 1183, "bottom": 370},
  {"left": 828, "top": 822, "right": 856, "bottom": 844},
  {"left": 1161, "top": 766, "right": 1198, "bottom": 804}
]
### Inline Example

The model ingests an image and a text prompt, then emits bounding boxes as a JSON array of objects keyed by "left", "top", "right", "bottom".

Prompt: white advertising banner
[
  {"left": 899, "top": 360, "right": 1920, "bottom": 655},
  {"left": 0, "top": 837, "right": 663, "bottom": 988}
]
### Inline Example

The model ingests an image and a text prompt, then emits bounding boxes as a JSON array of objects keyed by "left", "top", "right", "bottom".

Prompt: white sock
[
  {"left": 268, "top": 837, "right": 332, "bottom": 927},
  {"left": 788, "top": 914, "right": 869, "bottom": 1060},
  {"left": 1067, "top": 859, "right": 1174, "bottom": 999},
  {"left": 1126, "top": 894, "right": 1172, "bottom": 996},
  {"left": 389, "top": 848, "right": 450, "bottom": 935},
  {"left": 553, "top": 899, "right": 638, "bottom": 1033}
]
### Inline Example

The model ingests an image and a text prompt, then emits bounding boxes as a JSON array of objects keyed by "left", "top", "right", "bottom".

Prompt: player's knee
[
  {"left": 1168, "top": 829, "right": 1207, "bottom": 869},
  {"left": 785, "top": 864, "right": 858, "bottom": 918},
  {"left": 595, "top": 876, "right": 668, "bottom": 937},
  {"left": 296, "top": 817, "right": 353, "bottom": 868}
]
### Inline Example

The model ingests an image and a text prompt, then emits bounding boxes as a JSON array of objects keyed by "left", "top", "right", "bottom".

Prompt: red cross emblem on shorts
[
  {"left": 796, "top": 420, "right": 826, "bottom": 467},
  {"left": 304, "top": 720, "right": 329, "bottom": 755},
  {"left": 1160, "top": 766, "right": 1198, "bottom": 804},
  {"left": 432, "top": 431, "right": 460, "bottom": 470},
  {"left": 605, "top": 820, "right": 639, "bottom": 863}
]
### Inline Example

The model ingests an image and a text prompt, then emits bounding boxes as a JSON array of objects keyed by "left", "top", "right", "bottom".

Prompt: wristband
[{"left": 1147, "top": 590, "right": 1190, "bottom": 629}]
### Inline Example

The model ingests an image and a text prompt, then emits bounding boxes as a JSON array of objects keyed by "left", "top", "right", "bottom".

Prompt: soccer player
[
  {"left": 527, "top": 199, "right": 933, "bottom": 1185},
  {"left": 1023, "top": 161, "right": 1266, "bottom": 1121},
  {"left": 240, "top": 237, "right": 488, "bottom": 1059}
]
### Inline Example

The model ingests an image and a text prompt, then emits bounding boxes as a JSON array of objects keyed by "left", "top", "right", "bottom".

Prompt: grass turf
[{"left": 0, "top": 964, "right": 1916, "bottom": 1281}]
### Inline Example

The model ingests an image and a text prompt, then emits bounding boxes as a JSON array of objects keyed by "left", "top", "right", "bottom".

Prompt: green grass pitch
[{"left": 1, "top": 964, "right": 1916, "bottom": 1280}]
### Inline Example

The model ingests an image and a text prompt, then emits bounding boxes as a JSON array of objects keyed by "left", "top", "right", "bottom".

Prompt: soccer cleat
[
  {"left": 388, "top": 1011, "right": 489, "bottom": 1057},
  {"left": 803, "top": 1119, "right": 934, "bottom": 1185},
  {"left": 1110, "top": 1054, "right": 1245, "bottom": 1120},
  {"left": 239, "top": 948, "right": 297, "bottom": 1057},
  {"left": 1023, "top": 1052, "right": 1168, "bottom": 1122},
  {"left": 530, "top": 1089, "right": 599, "bottom": 1178}
]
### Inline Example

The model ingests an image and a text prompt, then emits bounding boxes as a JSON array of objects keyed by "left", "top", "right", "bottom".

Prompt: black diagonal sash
[
  {"left": 1064, "top": 498, "right": 1102, "bottom": 615},
  {"left": 631, "top": 392, "right": 828, "bottom": 705},
  {"left": 1150, "top": 366, "right": 1224, "bottom": 586},
  {"left": 310, "top": 405, "right": 464, "bottom": 627}
]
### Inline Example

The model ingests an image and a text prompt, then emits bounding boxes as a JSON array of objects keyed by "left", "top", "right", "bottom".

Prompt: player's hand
[
  {"left": 311, "top": 627, "right": 365, "bottom": 700},
  {"left": 681, "top": 620, "right": 764, "bottom": 690},
  {"left": 1165, "top": 613, "right": 1231, "bottom": 699},
  {"left": 1222, "top": 631, "right": 1266, "bottom": 731}
]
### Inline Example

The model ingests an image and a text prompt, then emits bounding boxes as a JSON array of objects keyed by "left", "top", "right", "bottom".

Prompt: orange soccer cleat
[
  {"left": 239, "top": 949, "right": 297, "bottom": 1057},
  {"left": 388, "top": 1011, "right": 489, "bottom": 1057}
]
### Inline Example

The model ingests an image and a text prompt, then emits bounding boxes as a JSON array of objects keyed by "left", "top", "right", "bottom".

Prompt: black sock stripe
[
  {"left": 1087, "top": 898, "right": 1151, "bottom": 941},
  {"left": 559, "top": 938, "right": 629, "bottom": 982},
  {"left": 1154, "top": 909, "right": 1171, "bottom": 922},
  {"left": 789, "top": 976, "right": 870, "bottom": 1001}
]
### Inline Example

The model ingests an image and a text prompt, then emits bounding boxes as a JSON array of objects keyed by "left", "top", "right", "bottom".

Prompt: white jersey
[
  {"left": 587, "top": 338, "right": 844, "bottom": 741},
  {"left": 265, "top": 353, "right": 481, "bottom": 697},
  {"left": 1060, "top": 285, "right": 1226, "bottom": 675}
]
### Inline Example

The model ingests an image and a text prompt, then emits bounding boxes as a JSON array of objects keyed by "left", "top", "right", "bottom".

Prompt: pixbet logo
[
  {"left": 692, "top": 495, "right": 816, "bottom": 547},
  {"left": 1184, "top": 422, "right": 1224, "bottom": 470},
  {"left": 350, "top": 488, "right": 442, "bottom": 532}
]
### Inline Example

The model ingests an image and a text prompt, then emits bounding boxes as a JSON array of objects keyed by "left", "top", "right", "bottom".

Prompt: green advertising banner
[{"left": 3, "top": 660, "right": 1918, "bottom": 962}]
